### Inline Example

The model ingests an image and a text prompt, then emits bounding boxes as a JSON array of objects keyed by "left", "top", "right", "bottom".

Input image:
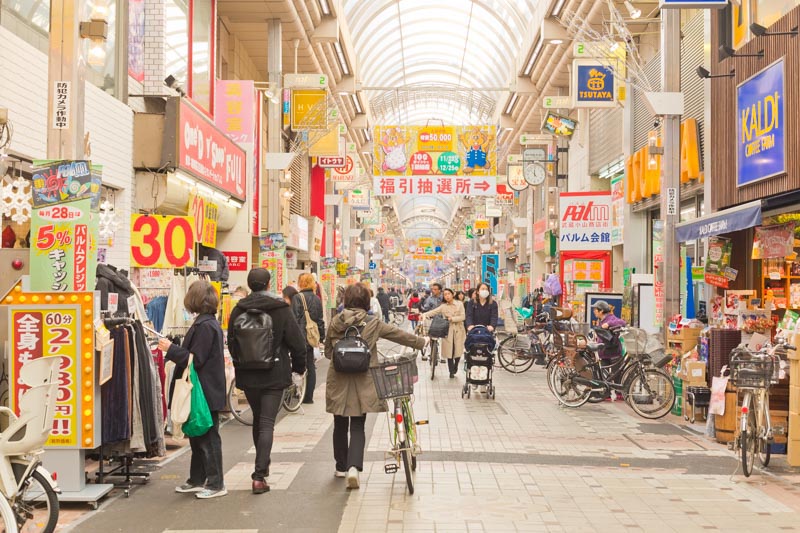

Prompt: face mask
[{"left": 479, "top": 290, "right": 490, "bottom": 299}]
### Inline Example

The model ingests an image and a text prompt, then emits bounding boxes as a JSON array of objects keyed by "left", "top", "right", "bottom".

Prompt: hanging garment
[
  {"left": 132, "top": 322, "right": 165, "bottom": 455},
  {"left": 128, "top": 328, "right": 146, "bottom": 452},
  {"left": 146, "top": 296, "right": 168, "bottom": 333},
  {"left": 101, "top": 328, "right": 131, "bottom": 444},
  {"left": 197, "top": 245, "right": 230, "bottom": 282}
]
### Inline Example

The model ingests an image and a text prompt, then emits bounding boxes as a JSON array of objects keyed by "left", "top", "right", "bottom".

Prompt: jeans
[
  {"left": 447, "top": 357, "right": 461, "bottom": 375},
  {"left": 242, "top": 388, "right": 284, "bottom": 481},
  {"left": 303, "top": 347, "right": 316, "bottom": 403},
  {"left": 333, "top": 415, "right": 366, "bottom": 472},
  {"left": 187, "top": 411, "right": 223, "bottom": 490}
]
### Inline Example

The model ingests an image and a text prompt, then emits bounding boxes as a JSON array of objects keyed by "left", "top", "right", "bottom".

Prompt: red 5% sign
[{"left": 130, "top": 214, "right": 196, "bottom": 268}]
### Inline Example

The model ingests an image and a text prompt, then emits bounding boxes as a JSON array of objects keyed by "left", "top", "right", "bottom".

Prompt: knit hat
[{"left": 247, "top": 268, "right": 271, "bottom": 291}]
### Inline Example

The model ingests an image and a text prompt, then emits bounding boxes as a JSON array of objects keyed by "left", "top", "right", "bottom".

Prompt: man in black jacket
[
  {"left": 376, "top": 287, "right": 391, "bottom": 323},
  {"left": 228, "top": 268, "right": 307, "bottom": 494}
]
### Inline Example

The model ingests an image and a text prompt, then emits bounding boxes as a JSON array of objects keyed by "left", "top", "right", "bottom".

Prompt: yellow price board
[
  {"left": 474, "top": 219, "right": 490, "bottom": 230},
  {"left": 131, "top": 214, "right": 196, "bottom": 268}
]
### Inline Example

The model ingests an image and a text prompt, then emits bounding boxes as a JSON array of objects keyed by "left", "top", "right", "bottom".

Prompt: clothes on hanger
[
  {"left": 146, "top": 296, "right": 168, "bottom": 333},
  {"left": 163, "top": 273, "right": 201, "bottom": 332}
]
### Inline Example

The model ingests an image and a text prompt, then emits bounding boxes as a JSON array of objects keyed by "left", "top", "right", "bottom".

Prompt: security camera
[{"left": 164, "top": 75, "right": 186, "bottom": 97}]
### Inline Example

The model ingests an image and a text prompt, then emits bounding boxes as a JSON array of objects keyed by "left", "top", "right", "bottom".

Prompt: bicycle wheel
[
  {"left": 393, "top": 313, "right": 404, "bottom": 326},
  {"left": 227, "top": 378, "right": 253, "bottom": 425},
  {"left": 401, "top": 401, "right": 418, "bottom": 472},
  {"left": 626, "top": 369, "right": 675, "bottom": 420},
  {"left": 0, "top": 493, "right": 16, "bottom": 533},
  {"left": 399, "top": 442, "right": 414, "bottom": 494},
  {"left": 741, "top": 407, "right": 756, "bottom": 477},
  {"left": 14, "top": 469, "right": 59, "bottom": 533},
  {"left": 430, "top": 342, "right": 438, "bottom": 380},
  {"left": 498, "top": 336, "right": 534, "bottom": 374},
  {"left": 549, "top": 360, "right": 591, "bottom": 408},
  {"left": 758, "top": 435, "right": 771, "bottom": 468},
  {"left": 282, "top": 373, "right": 307, "bottom": 413}
]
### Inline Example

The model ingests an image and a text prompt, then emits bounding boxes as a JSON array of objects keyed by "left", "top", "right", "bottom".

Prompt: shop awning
[{"left": 675, "top": 200, "right": 762, "bottom": 243}]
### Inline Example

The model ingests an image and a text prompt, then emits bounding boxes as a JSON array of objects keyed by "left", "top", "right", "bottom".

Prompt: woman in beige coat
[
  {"left": 324, "top": 283, "right": 425, "bottom": 490},
  {"left": 422, "top": 288, "right": 467, "bottom": 378}
]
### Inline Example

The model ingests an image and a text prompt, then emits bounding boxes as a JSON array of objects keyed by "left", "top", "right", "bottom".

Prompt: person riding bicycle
[
  {"left": 591, "top": 300, "right": 626, "bottom": 365},
  {"left": 228, "top": 268, "right": 308, "bottom": 494},
  {"left": 421, "top": 288, "right": 466, "bottom": 379},
  {"left": 420, "top": 283, "right": 443, "bottom": 313}
]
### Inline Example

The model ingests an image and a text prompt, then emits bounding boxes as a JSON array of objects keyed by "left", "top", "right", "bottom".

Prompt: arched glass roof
[{"left": 343, "top": 0, "right": 535, "bottom": 238}]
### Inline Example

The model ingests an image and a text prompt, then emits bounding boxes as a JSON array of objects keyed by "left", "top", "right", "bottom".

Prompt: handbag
[
  {"left": 170, "top": 353, "right": 193, "bottom": 426},
  {"left": 182, "top": 358, "right": 214, "bottom": 438},
  {"left": 300, "top": 294, "right": 321, "bottom": 346},
  {"left": 428, "top": 315, "right": 450, "bottom": 338}
]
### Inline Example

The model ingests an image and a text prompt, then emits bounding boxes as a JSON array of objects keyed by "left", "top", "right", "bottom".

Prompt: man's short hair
[{"left": 247, "top": 268, "right": 271, "bottom": 291}]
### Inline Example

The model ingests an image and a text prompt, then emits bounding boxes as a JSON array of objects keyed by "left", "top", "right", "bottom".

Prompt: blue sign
[
  {"left": 481, "top": 254, "right": 499, "bottom": 295},
  {"left": 660, "top": 0, "right": 727, "bottom": 8},
  {"left": 675, "top": 200, "right": 762, "bottom": 243},
  {"left": 368, "top": 261, "right": 377, "bottom": 270},
  {"left": 575, "top": 64, "right": 614, "bottom": 106},
  {"left": 737, "top": 59, "right": 786, "bottom": 187}
]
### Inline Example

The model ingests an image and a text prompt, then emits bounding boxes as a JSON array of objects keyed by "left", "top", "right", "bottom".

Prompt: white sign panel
[
  {"left": 507, "top": 165, "right": 527, "bottom": 191},
  {"left": 319, "top": 156, "right": 346, "bottom": 168},
  {"left": 52, "top": 81, "right": 71, "bottom": 129},
  {"left": 559, "top": 192, "right": 612, "bottom": 251},
  {"left": 373, "top": 175, "right": 496, "bottom": 196},
  {"left": 666, "top": 187, "right": 678, "bottom": 216},
  {"left": 284, "top": 73, "right": 328, "bottom": 89},
  {"left": 330, "top": 155, "right": 356, "bottom": 182},
  {"left": 542, "top": 95, "right": 571, "bottom": 109},
  {"left": 348, "top": 189, "right": 370, "bottom": 211}
]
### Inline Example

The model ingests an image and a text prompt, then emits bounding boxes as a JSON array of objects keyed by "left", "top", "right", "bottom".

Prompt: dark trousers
[
  {"left": 304, "top": 347, "right": 316, "bottom": 403},
  {"left": 242, "top": 388, "right": 283, "bottom": 481},
  {"left": 187, "top": 411, "right": 223, "bottom": 490},
  {"left": 447, "top": 357, "right": 461, "bottom": 375},
  {"left": 382, "top": 310, "right": 390, "bottom": 323},
  {"left": 333, "top": 414, "right": 366, "bottom": 472}
]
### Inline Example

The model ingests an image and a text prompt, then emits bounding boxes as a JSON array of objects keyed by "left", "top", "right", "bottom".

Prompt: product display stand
[
  {"left": 95, "top": 447, "right": 150, "bottom": 498},
  {"left": 42, "top": 450, "right": 113, "bottom": 510}
]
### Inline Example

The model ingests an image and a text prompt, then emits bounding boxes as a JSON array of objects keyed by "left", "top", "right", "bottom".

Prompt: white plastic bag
[{"left": 708, "top": 366, "right": 729, "bottom": 416}]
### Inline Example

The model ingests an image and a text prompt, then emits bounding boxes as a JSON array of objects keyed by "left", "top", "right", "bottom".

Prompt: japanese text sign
[
  {"left": 131, "top": 214, "right": 195, "bottom": 268},
  {"left": 373, "top": 175, "right": 496, "bottom": 197},
  {"left": 481, "top": 254, "right": 499, "bottom": 295},
  {"left": 31, "top": 199, "right": 97, "bottom": 292},
  {"left": 172, "top": 99, "right": 246, "bottom": 200},
  {"left": 31, "top": 160, "right": 98, "bottom": 208},
  {"left": 189, "top": 193, "right": 219, "bottom": 248},
  {"left": 559, "top": 192, "right": 612, "bottom": 251},
  {"left": 291, "top": 89, "right": 327, "bottom": 131},
  {"left": 737, "top": 59, "right": 785, "bottom": 187},
  {"left": 52, "top": 81, "right": 70, "bottom": 129},
  {"left": 222, "top": 251, "right": 248, "bottom": 271},
  {"left": 215, "top": 80, "right": 256, "bottom": 145}
]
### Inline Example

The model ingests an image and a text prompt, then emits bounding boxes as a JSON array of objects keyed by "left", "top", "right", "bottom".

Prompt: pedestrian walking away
[
  {"left": 377, "top": 287, "right": 391, "bottom": 323},
  {"left": 407, "top": 291, "right": 421, "bottom": 331},
  {"left": 422, "top": 288, "right": 466, "bottom": 378},
  {"left": 228, "top": 268, "right": 308, "bottom": 494},
  {"left": 158, "top": 280, "right": 228, "bottom": 500},
  {"left": 324, "top": 283, "right": 425, "bottom": 489},
  {"left": 292, "top": 273, "right": 326, "bottom": 404}
]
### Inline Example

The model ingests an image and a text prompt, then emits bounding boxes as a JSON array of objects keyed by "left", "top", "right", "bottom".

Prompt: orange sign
[{"left": 131, "top": 214, "right": 196, "bottom": 268}]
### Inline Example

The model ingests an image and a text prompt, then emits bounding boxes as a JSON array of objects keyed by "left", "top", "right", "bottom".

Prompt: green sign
[
  {"left": 425, "top": 246, "right": 433, "bottom": 254},
  {"left": 465, "top": 225, "right": 474, "bottom": 239},
  {"left": 437, "top": 152, "right": 461, "bottom": 175}
]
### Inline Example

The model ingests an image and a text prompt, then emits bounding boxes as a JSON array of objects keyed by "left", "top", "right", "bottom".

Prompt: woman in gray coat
[{"left": 324, "top": 283, "right": 425, "bottom": 490}]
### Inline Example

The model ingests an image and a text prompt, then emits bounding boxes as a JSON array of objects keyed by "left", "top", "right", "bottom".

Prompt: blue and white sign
[
  {"left": 573, "top": 61, "right": 615, "bottom": 108},
  {"left": 675, "top": 200, "right": 762, "bottom": 243},
  {"left": 660, "top": 0, "right": 727, "bottom": 7},
  {"left": 481, "top": 254, "right": 499, "bottom": 295},
  {"left": 737, "top": 59, "right": 786, "bottom": 187},
  {"left": 368, "top": 261, "right": 377, "bottom": 270}
]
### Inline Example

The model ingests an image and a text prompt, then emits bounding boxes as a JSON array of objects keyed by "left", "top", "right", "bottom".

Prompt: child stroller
[{"left": 461, "top": 326, "right": 497, "bottom": 399}]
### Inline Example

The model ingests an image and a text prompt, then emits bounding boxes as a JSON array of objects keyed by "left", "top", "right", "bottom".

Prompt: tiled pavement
[{"left": 70, "top": 341, "right": 800, "bottom": 532}]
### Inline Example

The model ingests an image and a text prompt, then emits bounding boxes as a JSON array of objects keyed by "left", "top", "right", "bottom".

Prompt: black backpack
[
  {"left": 231, "top": 309, "right": 278, "bottom": 370},
  {"left": 332, "top": 322, "right": 371, "bottom": 374}
]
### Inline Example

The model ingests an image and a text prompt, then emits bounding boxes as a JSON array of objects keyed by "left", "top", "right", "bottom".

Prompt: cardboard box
[
  {"left": 790, "top": 384, "right": 800, "bottom": 414},
  {"left": 669, "top": 327, "right": 703, "bottom": 342},
  {"left": 679, "top": 361, "right": 707, "bottom": 385},
  {"left": 790, "top": 361, "right": 800, "bottom": 384}
]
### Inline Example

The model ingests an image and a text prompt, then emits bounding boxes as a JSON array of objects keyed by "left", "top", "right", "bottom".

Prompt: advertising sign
[
  {"left": 215, "top": 80, "right": 256, "bottom": 145},
  {"left": 222, "top": 251, "right": 248, "bottom": 271},
  {"left": 189, "top": 193, "right": 219, "bottom": 248},
  {"left": 374, "top": 175, "right": 495, "bottom": 196},
  {"left": 573, "top": 61, "right": 616, "bottom": 108},
  {"left": 291, "top": 89, "right": 327, "bottom": 130},
  {"left": 507, "top": 165, "right": 527, "bottom": 191},
  {"left": 737, "top": 59, "right": 785, "bottom": 187},
  {"left": 310, "top": 216, "right": 324, "bottom": 262},
  {"left": 7, "top": 290, "right": 97, "bottom": 449},
  {"left": 533, "top": 219, "right": 546, "bottom": 252},
  {"left": 610, "top": 175, "right": 624, "bottom": 246},
  {"left": 286, "top": 215, "right": 309, "bottom": 251},
  {"left": 348, "top": 189, "right": 370, "bottom": 211},
  {"left": 331, "top": 156, "right": 356, "bottom": 182},
  {"left": 128, "top": 0, "right": 145, "bottom": 82},
  {"left": 170, "top": 99, "right": 246, "bottom": 200},
  {"left": 373, "top": 125, "right": 496, "bottom": 177},
  {"left": 320, "top": 258, "right": 337, "bottom": 309},
  {"left": 559, "top": 192, "right": 612, "bottom": 251},
  {"left": 31, "top": 199, "right": 97, "bottom": 292},
  {"left": 495, "top": 184, "right": 515, "bottom": 206},
  {"left": 318, "top": 156, "right": 346, "bottom": 168},
  {"left": 31, "top": 160, "right": 98, "bottom": 208},
  {"left": 481, "top": 254, "right": 499, "bottom": 294},
  {"left": 131, "top": 214, "right": 195, "bottom": 268},
  {"left": 259, "top": 233, "right": 286, "bottom": 293},
  {"left": 542, "top": 112, "right": 577, "bottom": 137}
]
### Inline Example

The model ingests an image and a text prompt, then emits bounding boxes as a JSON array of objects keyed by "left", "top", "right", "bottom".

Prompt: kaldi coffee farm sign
[{"left": 164, "top": 98, "right": 246, "bottom": 201}]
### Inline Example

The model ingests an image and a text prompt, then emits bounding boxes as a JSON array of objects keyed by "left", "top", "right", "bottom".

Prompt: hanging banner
[
  {"left": 373, "top": 125, "right": 496, "bottom": 177},
  {"left": 533, "top": 219, "right": 546, "bottom": 252},
  {"left": 31, "top": 199, "right": 97, "bottom": 292},
  {"left": 653, "top": 220, "right": 665, "bottom": 325},
  {"left": 373, "top": 175, "right": 496, "bottom": 196},
  {"left": 572, "top": 60, "right": 616, "bottom": 108},
  {"left": 189, "top": 193, "right": 219, "bottom": 248},
  {"left": 542, "top": 112, "right": 577, "bottom": 137},
  {"left": 259, "top": 233, "right": 286, "bottom": 293},
  {"left": 753, "top": 222, "right": 796, "bottom": 259},
  {"left": 128, "top": 0, "right": 145, "bottom": 82},
  {"left": 737, "top": 59, "right": 786, "bottom": 187},
  {"left": 215, "top": 80, "right": 256, "bottom": 145},
  {"left": 481, "top": 254, "right": 499, "bottom": 295},
  {"left": 291, "top": 89, "right": 327, "bottom": 131},
  {"left": 310, "top": 216, "right": 324, "bottom": 263},
  {"left": 131, "top": 214, "right": 195, "bottom": 268},
  {"left": 705, "top": 236, "right": 732, "bottom": 289},
  {"left": 31, "top": 160, "right": 98, "bottom": 208},
  {"left": 559, "top": 192, "right": 612, "bottom": 251},
  {"left": 610, "top": 175, "right": 625, "bottom": 246}
]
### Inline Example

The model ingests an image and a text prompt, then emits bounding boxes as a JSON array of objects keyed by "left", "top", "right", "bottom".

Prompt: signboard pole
[
  {"left": 267, "top": 19, "right": 283, "bottom": 233},
  {"left": 659, "top": 9, "right": 682, "bottom": 336}
]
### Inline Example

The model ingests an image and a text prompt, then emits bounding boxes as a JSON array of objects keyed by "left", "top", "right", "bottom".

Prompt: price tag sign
[{"left": 131, "top": 214, "right": 195, "bottom": 268}]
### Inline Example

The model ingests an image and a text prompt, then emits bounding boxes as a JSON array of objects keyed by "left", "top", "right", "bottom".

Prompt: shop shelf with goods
[{"left": 666, "top": 326, "right": 703, "bottom": 358}]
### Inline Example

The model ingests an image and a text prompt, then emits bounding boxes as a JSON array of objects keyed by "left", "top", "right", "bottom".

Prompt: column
[{"left": 266, "top": 19, "right": 282, "bottom": 233}]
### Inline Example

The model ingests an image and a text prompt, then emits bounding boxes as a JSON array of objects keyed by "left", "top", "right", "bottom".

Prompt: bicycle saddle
[{"left": 586, "top": 342, "right": 604, "bottom": 352}]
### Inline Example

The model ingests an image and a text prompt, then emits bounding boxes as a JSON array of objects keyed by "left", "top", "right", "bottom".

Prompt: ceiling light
[
  {"left": 318, "top": 0, "right": 331, "bottom": 16},
  {"left": 523, "top": 37, "right": 544, "bottom": 77},
  {"left": 351, "top": 93, "right": 363, "bottom": 114},
  {"left": 624, "top": 1, "right": 641, "bottom": 19},
  {"left": 504, "top": 93, "right": 519, "bottom": 115},
  {"left": 334, "top": 41, "right": 350, "bottom": 76}
]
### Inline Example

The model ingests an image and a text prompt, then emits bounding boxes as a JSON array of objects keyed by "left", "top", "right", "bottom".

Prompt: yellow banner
[
  {"left": 131, "top": 214, "right": 196, "bottom": 268},
  {"left": 189, "top": 193, "right": 219, "bottom": 248},
  {"left": 474, "top": 219, "right": 490, "bottom": 230},
  {"left": 291, "top": 89, "right": 327, "bottom": 131},
  {"left": 309, "top": 127, "right": 341, "bottom": 157}
]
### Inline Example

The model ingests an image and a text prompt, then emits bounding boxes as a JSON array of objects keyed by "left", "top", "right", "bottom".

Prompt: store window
[
  {"left": 165, "top": 0, "right": 214, "bottom": 114},
  {"left": 191, "top": 0, "right": 212, "bottom": 112},
  {"left": 165, "top": 0, "right": 189, "bottom": 93},
  {"left": 84, "top": 0, "right": 122, "bottom": 97}
]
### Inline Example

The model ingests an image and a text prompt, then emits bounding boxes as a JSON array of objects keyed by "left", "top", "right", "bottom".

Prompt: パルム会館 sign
[{"left": 737, "top": 59, "right": 785, "bottom": 187}]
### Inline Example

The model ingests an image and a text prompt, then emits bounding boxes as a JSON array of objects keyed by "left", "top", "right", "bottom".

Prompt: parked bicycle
[
  {"left": 389, "top": 307, "right": 406, "bottom": 327},
  {"left": 227, "top": 372, "right": 308, "bottom": 425},
  {"left": 730, "top": 338, "right": 791, "bottom": 477},
  {"left": 497, "top": 309, "right": 564, "bottom": 373},
  {"left": 0, "top": 357, "right": 62, "bottom": 533},
  {"left": 371, "top": 348, "right": 427, "bottom": 495}
]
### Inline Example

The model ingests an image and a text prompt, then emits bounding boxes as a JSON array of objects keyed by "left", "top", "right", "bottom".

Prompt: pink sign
[
  {"left": 214, "top": 80, "right": 256, "bottom": 145},
  {"left": 178, "top": 100, "right": 246, "bottom": 200}
]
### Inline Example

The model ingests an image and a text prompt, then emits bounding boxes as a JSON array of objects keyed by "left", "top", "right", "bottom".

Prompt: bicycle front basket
[{"left": 370, "top": 359, "right": 417, "bottom": 400}]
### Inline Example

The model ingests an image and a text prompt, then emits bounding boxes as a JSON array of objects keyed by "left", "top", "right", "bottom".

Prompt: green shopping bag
[{"left": 181, "top": 361, "right": 213, "bottom": 438}]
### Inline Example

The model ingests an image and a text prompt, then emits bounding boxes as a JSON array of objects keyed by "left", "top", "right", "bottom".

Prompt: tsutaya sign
[{"left": 625, "top": 118, "right": 703, "bottom": 204}]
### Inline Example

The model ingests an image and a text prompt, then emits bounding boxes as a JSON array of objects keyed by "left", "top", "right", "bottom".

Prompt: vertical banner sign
[
  {"left": 291, "top": 89, "right": 327, "bottom": 130},
  {"left": 253, "top": 96, "right": 262, "bottom": 235},
  {"left": 31, "top": 199, "right": 97, "bottom": 292},
  {"left": 481, "top": 254, "right": 499, "bottom": 295},
  {"left": 737, "top": 59, "right": 785, "bottom": 187},
  {"left": 214, "top": 80, "right": 256, "bottom": 145},
  {"left": 52, "top": 81, "right": 70, "bottom": 129},
  {"left": 7, "top": 290, "right": 97, "bottom": 449},
  {"left": 259, "top": 233, "right": 286, "bottom": 293},
  {"left": 516, "top": 263, "right": 530, "bottom": 301},
  {"left": 131, "top": 215, "right": 196, "bottom": 268},
  {"left": 321, "top": 257, "right": 337, "bottom": 309},
  {"left": 610, "top": 175, "right": 624, "bottom": 246},
  {"left": 31, "top": 160, "right": 96, "bottom": 207},
  {"left": 652, "top": 220, "right": 665, "bottom": 326},
  {"left": 189, "top": 193, "right": 219, "bottom": 247},
  {"left": 559, "top": 192, "right": 612, "bottom": 251},
  {"left": 127, "top": 0, "right": 145, "bottom": 82}
]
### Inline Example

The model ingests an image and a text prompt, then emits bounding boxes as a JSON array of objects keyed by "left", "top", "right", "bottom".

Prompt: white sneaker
[
  {"left": 195, "top": 487, "right": 228, "bottom": 499},
  {"left": 346, "top": 466, "right": 360, "bottom": 489},
  {"left": 334, "top": 470, "right": 347, "bottom": 478}
]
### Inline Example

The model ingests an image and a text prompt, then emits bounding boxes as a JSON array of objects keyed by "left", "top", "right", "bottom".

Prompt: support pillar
[{"left": 266, "top": 19, "right": 282, "bottom": 233}]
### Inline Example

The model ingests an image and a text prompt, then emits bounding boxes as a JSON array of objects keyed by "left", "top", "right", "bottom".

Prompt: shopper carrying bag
[
  {"left": 292, "top": 273, "right": 326, "bottom": 404},
  {"left": 158, "top": 280, "right": 227, "bottom": 500}
]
